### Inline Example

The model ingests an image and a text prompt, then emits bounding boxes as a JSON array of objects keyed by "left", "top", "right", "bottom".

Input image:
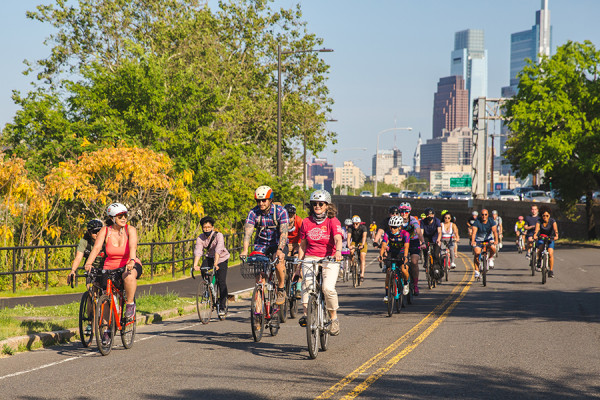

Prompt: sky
[{"left": 2, "top": 0, "right": 600, "bottom": 174}]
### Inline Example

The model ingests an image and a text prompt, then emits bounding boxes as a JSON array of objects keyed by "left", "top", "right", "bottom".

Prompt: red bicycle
[{"left": 94, "top": 268, "right": 137, "bottom": 356}]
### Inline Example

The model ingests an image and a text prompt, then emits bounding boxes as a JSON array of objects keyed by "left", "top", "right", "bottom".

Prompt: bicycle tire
[
  {"left": 386, "top": 270, "right": 396, "bottom": 317},
  {"left": 278, "top": 295, "right": 288, "bottom": 323},
  {"left": 250, "top": 286, "right": 265, "bottom": 342},
  {"left": 430, "top": 255, "right": 436, "bottom": 288},
  {"left": 482, "top": 256, "right": 487, "bottom": 287},
  {"left": 530, "top": 248, "right": 536, "bottom": 276},
  {"left": 444, "top": 256, "right": 449, "bottom": 282},
  {"left": 396, "top": 275, "right": 403, "bottom": 314},
  {"left": 319, "top": 297, "right": 330, "bottom": 352},
  {"left": 269, "top": 288, "right": 280, "bottom": 336},
  {"left": 95, "top": 294, "right": 115, "bottom": 356},
  {"left": 196, "top": 280, "right": 212, "bottom": 324},
  {"left": 425, "top": 257, "right": 432, "bottom": 290},
  {"left": 352, "top": 258, "right": 359, "bottom": 288},
  {"left": 406, "top": 279, "right": 413, "bottom": 305},
  {"left": 306, "top": 294, "right": 319, "bottom": 359},
  {"left": 216, "top": 283, "right": 228, "bottom": 321},
  {"left": 121, "top": 300, "right": 136, "bottom": 349},
  {"left": 289, "top": 296, "right": 298, "bottom": 319},
  {"left": 541, "top": 252, "right": 548, "bottom": 285},
  {"left": 78, "top": 291, "right": 94, "bottom": 348}
]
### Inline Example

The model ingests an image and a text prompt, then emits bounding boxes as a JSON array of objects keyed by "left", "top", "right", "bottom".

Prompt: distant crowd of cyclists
[{"left": 68, "top": 186, "right": 559, "bottom": 344}]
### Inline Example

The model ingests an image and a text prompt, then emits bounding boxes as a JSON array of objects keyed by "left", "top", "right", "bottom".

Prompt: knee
[{"left": 322, "top": 286, "right": 337, "bottom": 298}]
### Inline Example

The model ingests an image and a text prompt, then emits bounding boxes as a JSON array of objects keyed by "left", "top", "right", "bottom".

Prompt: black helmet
[
  {"left": 424, "top": 207, "right": 435, "bottom": 216},
  {"left": 87, "top": 219, "right": 103, "bottom": 233},
  {"left": 284, "top": 203, "right": 296, "bottom": 216},
  {"left": 388, "top": 206, "right": 399, "bottom": 215}
]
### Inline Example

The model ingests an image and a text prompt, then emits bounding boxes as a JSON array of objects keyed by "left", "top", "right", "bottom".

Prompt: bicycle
[
  {"left": 70, "top": 268, "right": 102, "bottom": 348},
  {"left": 440, "top": 240, "right": 451, "bottom": 282},
  {"left": 340, "top": 251, "right": 351, "bottom": 283},
  {"left": 94, "top": 268, "right": 137, "bottom": 356},
  {"left": 477, "top": 241, "right": 490, "bottom": 287},
  {"left": 422, "top": 241, "right": 437, "bottom": 289},
  {"left": 302, "top": 258, "right": 334, "bottom": 359},
  {"left": 349, "top": 245, "right": 362, "bottom": 288},
  {"left": 192, "top": 262, "right": 228, "bottom": 324},
  {"left": 385, "top": 256, "right": 410, "bottom": 317},
  {"left": 516, "top": 231, "right": 525, "bottom": 254},
  {"left": 538, "top": 234, "right": 552, "bottom": 284},
  {"left": 282, "top": 256, "right": 301, "bottom": 321},
  {"left": 528, "top": 237, "right": 537, "bottom": 276},
  {"left": 241, "top": 254, "right": 281, "bottom": 342}
]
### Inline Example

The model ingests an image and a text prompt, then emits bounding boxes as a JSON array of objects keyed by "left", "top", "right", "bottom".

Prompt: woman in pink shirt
[
  {"left": 298, "top": 190, "right": 343, "bottom": 336},
  {"left": 193, "top": 216, "right": 230, "bottom": 316}
]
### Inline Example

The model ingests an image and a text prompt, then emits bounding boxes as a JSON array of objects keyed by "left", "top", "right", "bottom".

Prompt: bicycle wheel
[
  {"left": 306, "top": 294, "right": 319, "bottom": 359},
  {"left": 289, "top": 295, "right": 298, "bottom": 319},
  {"left": 121, "top": 300, "right": 136, "bottom": 349},
  {"left": 250, "top": 286, "right": 265, "bottom": 342},
  {"left": 482, "top": 257, "right": 487, "bottom": 287},
  {"left": 530, "top": 248, "right": 536, "bottom": 276},
  {"left": 196, "top": 280, "right": 212, "bottom": 324},
  {"left": 95, "top": 294, "right": 115, "bottom": 356},
  {"left": 352, "top": 259, "right": 359, "bottom": 288},
  {"left": 386, "top": 271, "right": 396, "bottom": 317},
  {"left": 319, "top": 297, "right": 330, "bottom": 352},
  {"left": 430, "top": 256, "right": 436, "bottom": 288},
  {"left": 216, "top": 283, "right": 228, "bottom": 321},
  {"left": 269, "top": 289, "right": 280, "bottom": 337},
  {"left": 78, "top": 291, "right": 94, "bottom": 348},
  {"left": 279, "top": 278, "right": 289, "bottom": 323},
  {"left": 541, "top": 253, "right": 548, "bottom": 285},
  {"left": 396, "top": 276, "right": 403, "bottom": 314},
  {"left": 444, "top": 256, "right": 449, "bottom": 282},
  {"left": 405, "top": 278, "right": 412, "bottom": 306},
  {"left": 425, "top": 262, "right": 432, "bottom": 290}
]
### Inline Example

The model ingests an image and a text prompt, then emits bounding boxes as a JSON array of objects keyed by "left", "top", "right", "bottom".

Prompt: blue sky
[{"left": 2, "top": 0, "right": 600, "bottom": 174}]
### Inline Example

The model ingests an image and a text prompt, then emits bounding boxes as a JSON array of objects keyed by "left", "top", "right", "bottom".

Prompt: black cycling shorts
[{"left": 408, "top": 239, "right": 421, "bottom": 256}]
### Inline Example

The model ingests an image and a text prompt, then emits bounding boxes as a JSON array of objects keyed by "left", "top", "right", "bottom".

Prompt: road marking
[{"left": 316, "top": 253, "right": 474, "bottom": 400}]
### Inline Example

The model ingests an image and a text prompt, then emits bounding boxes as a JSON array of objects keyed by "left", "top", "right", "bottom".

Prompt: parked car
[
  {"left": 514, "top": 186, "right": 535, "bottom": 200},
  {"left": 451, "top": 191, "right": 472, "bottom": 200},
  {"left": 381, "top": 192, "right": 391, "bottom": 198},
  {"left": 579, "top": 191, "right": 600, "bottom": 203},
  {"left": 389, "top": 192, "right": 400, "bottom": 198},
  {"left": 523, "top": 190, "right": 552, "bottom": 203},
  {"left": 491, "top": 189, "right": 519, "bottom": 201},
  {"left": 359, "top": 190, "right": 373, "bottom": 198},
  {"left": 438, "top": 191, "right": 454, "bottom": 200},
  {"left": 417, "top": 191, "right": 435, "bottom": 199}
]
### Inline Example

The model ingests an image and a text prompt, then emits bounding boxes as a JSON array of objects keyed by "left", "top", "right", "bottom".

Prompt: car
[
  {"left": 359, "top": 190, "right": 373, "bottom": 198},
  {"left": 514, "top": 186, "right": 535, "bottom": 200},
  {"left": 381, "top": 192, "right": 391, "bottom": 198},
  {"left": 451, "top": 191, "right": 472, "bottom": 200},
  {"left": 523, "top": 190, "right": 552, "bottom": 203},
  {"left": 579, "top": 191, "right": 600, "bottom": 203},
  {"left": 491, "top": 189, "right": 519, "bottom": 201},
  {"left": 389, "top": 192, "right": 400, "bottom": 198},
  {"left": 438, "top": 191, "right": 453, "bottom": 200},
  {"left": 398, "top": 190, "right": 417, "bottom": 198},
  {"left": 418, "top": 191, "right": 435, "bottom": 199}
]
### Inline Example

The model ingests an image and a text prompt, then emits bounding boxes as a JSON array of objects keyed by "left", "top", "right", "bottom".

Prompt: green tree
[{"left": 504, "top": 40, "right": 600, "bottom": 238}]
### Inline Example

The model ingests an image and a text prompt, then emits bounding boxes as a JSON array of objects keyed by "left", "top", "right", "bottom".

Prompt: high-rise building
[
  {"left": 413, "top": 133, "right": 422, "bottom": 175},
  {"left": 307, "top": 157, "right": 334, "bottom": 192},
  {"left": 371, "top": 150, "right": 395, "bottom": 181},
  {"left": 419, "top": 127, "right": 472, "bottom": 181},
  {"left": 432, "top": 75, "right": 469, "bottom": 139},
  {"left": 333, "top": 161, "right": 366, "bottom": 190},
  {"left": 450, "top": 29, "right": 488, "bottom": 122}
]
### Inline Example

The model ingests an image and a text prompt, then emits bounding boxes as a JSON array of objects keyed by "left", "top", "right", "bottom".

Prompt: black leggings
[{"left": 202, "top": 257, "right": 229, "bottom": 308}]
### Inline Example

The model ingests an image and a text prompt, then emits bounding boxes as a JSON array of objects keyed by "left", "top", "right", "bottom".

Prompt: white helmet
[
  {"left": 352, "top": 215, "right": 361, "bottom": 223},
  {"left": 106, "top": 202, "right": 128, "bottom": 217},
  {"left": 388, "top": 215, "right": 404, "bottom": 227},
  {"left": 344, "top": 218, "right": 353, "bottom": 226},
  {"left": 309, "top": 189, "right": 331, "bottom": 204},
  {"left": 254, "top": 185, "right": 273, "bottom": 200}
]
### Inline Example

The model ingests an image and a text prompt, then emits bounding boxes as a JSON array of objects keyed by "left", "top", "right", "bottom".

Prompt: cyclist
[
  {"left": 348, "top": 215, "right": 368, "bottom": 284},
  {"left": 193, "top": 216, "right": 230, "bottom": 316},
  {"left": 67, "top": 219, "right": 105, "bottom": 286},
  {"left": 369, "top": 221, "right": 377, "bottom": 241},
  {"left": 420, "top": 207, "right": 442, "bottom": 279},
  {"left": 374, "top": 206, "right": 400, "bottom": 246},
  {"left": 285, "top": 204, "right": 303, "bottom": 256},
  {"left": 524, "top": 205, "right": 540, "bottom": 259},
  {"left": 379, "top": 215, "right": 410, "bottom": 303},
  {"left": 467, "top": 210, "right": 479, "bottom": 238},
  {"left": 440, "top": 211, "right": 459, "bottom": 269},
  {"left": 533, "top": 206, "right": 559, "bottom": 277},
  {"left": 298, "top": 190, "right": 343, "bottom": 335},
  {"left": 491, "top": 210, "right": 503, "bottom": 252},
  {"left": 399, "top": 202, "right": 424, "bottom": 296},
  {"left": 514, "top": 216, "right": 526, "bottom": 248},
  {"left": 340, "top": 219, "right": 353, "bottom": 280},
  {"left": 240, "top": 185, "right": 289, "bottom": 306},
  {"left": 85, "top": 203, "right": 143, "bottom": 321},
  {"left": 470, "top": 208, "right": 499, "bottom": 278}
]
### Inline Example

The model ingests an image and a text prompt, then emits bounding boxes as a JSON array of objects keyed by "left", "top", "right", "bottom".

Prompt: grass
[
  {"left": 0, "top": 292, "right": 195, "bottom": 341},
  {"left": 556, "top": 238, "right": 600, "bottom": 247}
]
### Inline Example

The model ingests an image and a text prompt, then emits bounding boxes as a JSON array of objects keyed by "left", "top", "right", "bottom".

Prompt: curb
[{"left": 0, "top": 288, "right": 254, "bottom": 356}]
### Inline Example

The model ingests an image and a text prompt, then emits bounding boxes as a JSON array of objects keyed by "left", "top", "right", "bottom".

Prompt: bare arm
[
  {"left": 334, "top": 234, "right": 343, "bottom": 261},
  {"left": 71, "top": 251, "right": 85, "bottom": 274},
  {"left": 360, "top": 231, "right": 367, "bottom": 247},
  {"left": 241, "top": 222, "right": 254, "bottom": 257},
  {"left": 278, "top": 222, "right": 289, "bottom": 250},
  {"left": 553, "top": 222, "right": 559, "bottom": 240},
  {"left": 470, "top": 226, "right": 478, "bottom": 245},
  {"left": 298, "top": 238, "right": 307, "bottom": 260},
  {"left": 379, "top": 242, "right": 387, "bottom": 260},
  {"left": 533, "top": 222, "right": 540, "bottom": 239},
  {"left": 492, "top": 225, "right": 499, "bottom": 244}
]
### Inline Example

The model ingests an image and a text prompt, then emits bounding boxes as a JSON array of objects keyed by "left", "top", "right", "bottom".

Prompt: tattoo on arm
[
  {"left": 243, "top": 223, "right": 254, "bottom": 248},
  {"left": 279, "top": 223, "right": 288, "bottom": 246}
]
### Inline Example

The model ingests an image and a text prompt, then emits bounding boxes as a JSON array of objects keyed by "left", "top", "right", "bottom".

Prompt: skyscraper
[
  {"left": 432, "top": 75, "right": 469, "bottom": 139},
  {"left": 450, "top": 29, "right": 488, "bottom": 122}
]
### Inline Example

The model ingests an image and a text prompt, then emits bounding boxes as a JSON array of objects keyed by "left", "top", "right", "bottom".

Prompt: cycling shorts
[
  {"left": 537, "top": 239, "right": 554, "bottom": 249},
  {"left": 408, "top": 239, "right": 421, "bottom": 256},
  {"left": 475, "top": 239, "right": 495, "bottom": 248},
  {"left": 264, "top": 245, "right": 289, "bottom": 259},
  {"left": 351, "top": 242, "right": 368, "bottom": 253}
]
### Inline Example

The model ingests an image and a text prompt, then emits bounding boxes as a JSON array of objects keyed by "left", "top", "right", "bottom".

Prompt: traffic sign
[{"left": 449, "top": 175, "right": 472, "bottom": 188}]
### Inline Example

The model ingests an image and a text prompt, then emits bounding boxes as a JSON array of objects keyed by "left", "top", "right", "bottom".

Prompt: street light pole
[
  {"left": 277, "top": 45, "right": 333, "bottom": 179},
  {"left": 374, "top": 127, "right": 412, "bottom": 197}
]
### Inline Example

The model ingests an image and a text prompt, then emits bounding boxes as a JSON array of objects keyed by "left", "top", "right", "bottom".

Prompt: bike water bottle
[{"left": 113, "top": 293, "right": 119, "bottom": 314}]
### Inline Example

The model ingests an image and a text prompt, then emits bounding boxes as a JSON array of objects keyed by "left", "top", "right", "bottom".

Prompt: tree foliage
[{"left": 504, "top": 40, "right": 600, "bottom": 237}]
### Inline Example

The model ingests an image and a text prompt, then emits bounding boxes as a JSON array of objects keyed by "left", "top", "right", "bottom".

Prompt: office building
[
  {"left": 307, "top": 157, "right": 333, "bottom": 192},
  {"left": 450, "top": 29, "right": 488, "bottom": 122},
  {"left": 419, "top": 127, "right": 472, "bottom": 181},
  {"left": 432, "top": 76, "right": 469, "bottom": 139},
  {"left": 371, "top": 150, "right": 395, "bottom": 181},
  {"left": 333, "top": 161, "right": 366, "bottom": 190}
]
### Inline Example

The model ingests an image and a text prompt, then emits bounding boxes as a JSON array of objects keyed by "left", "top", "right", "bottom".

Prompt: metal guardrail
[{"left": 0, "top": 232, "right": 244, "bottom": 293}]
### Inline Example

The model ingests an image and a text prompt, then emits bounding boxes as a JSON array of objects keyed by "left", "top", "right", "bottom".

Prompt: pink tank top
[{"left": 103, "top": 226, "right": 130, "bottom": 270}]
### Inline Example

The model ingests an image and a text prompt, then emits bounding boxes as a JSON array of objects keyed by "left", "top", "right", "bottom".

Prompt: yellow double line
[{"left": 316, "top": 252, "right": 475, "bottom": 400}]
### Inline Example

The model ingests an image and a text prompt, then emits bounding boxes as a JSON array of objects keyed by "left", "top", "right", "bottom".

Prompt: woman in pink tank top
[{"left": 86, "top": 203, "right": 142, "bottom": 318}]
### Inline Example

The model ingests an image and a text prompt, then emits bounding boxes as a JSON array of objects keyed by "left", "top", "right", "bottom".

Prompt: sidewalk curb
[{"left": 0, "top": 288, "right": 254, "bottom": 356}]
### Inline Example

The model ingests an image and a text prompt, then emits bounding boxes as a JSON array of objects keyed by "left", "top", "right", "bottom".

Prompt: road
[{"left": 1, "top": 243, "right": 599, "bottom": 399}]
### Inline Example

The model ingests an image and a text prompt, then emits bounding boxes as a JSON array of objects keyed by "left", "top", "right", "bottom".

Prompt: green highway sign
[{"left": 449, "top": 175, "right": 472, "bottom": 188}]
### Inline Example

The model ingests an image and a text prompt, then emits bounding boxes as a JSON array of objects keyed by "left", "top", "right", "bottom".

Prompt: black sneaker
[
  {"left": 548, "top": 270, "right": 554, "bottom": 278},
  {"left": 298, "top": 315, "right": 307, "bottom": 327}
]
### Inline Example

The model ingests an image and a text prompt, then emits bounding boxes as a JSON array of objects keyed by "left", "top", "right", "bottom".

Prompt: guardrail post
[
  {"left": 182, "top": 240, "right": 186, "bottom": 275},
  {"left": 73, "top": 246, "right": 78, "bottom": 287},
  {"left": 150, "top": 242, "right": 154, "bottom": 280},
  {"left": 12, "top": 248, "right": 17, "bottom": 293},
  {"left": 171, "top": 242, "right": 175, "bottom": 278},
  {"left": 45, "top": 247, "right": 49, "bottom": 291}
]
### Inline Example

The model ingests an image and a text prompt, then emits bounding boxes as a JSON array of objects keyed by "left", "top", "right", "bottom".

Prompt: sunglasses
[
  {"left": 542, "top": 214, "right": 550, "bottom": 218},
  {"left": 115, "top": 213, "right": 128, "bottom": 219},
  {"left": 256, "top": 199, "right": 269, "bottom": 203},
  {"left": 444, "top": 216, "right": 451, "bottom": 219},
  {"left": 400, "top": 210, "right": 410, "bottom": 214},
  {"left": 481, "top": 213, "right": 488, "bottom": 216},
  {"left": 311, "top": 202, "right": 327, "bottom": 207},
  {"left": 391, "top": 212, "right": 399, "bottom": 215}
]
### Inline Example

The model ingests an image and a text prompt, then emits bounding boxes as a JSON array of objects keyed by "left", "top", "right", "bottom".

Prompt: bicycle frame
[
  {"left": 101, "top": 275, "right": 130, "bottom": 332},
  {"left": 302, "top": 258, "right": 332, "bottom": 359},
  {"left": 538, "top": 235, "right": 551, "bottom": 284},
  {"left": 478, "top": 242, "right": 489, "bottom": 286}
]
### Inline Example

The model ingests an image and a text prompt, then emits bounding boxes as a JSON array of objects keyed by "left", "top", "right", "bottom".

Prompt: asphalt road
[{"left": 1, "top": 242, "right": 599, "bottom": 399}]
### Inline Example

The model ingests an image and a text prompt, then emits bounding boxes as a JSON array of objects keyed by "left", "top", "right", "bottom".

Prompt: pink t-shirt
[{"left": 299, "top": 216, "right": 343, "bottom": 257}]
